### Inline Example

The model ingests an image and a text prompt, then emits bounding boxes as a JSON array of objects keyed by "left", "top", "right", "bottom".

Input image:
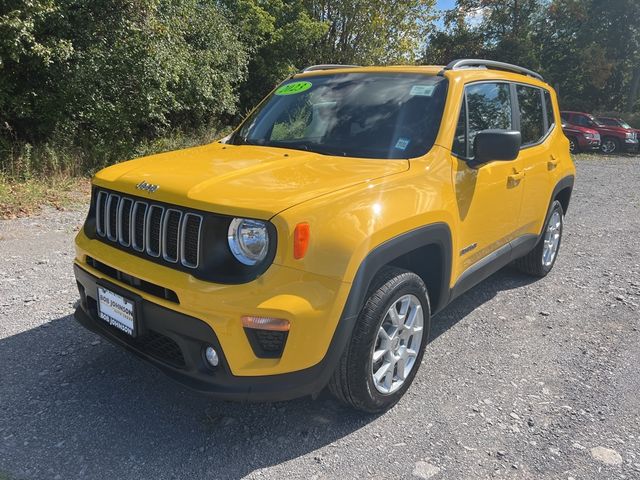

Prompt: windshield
[
  {"left": 597, "top": 117, "right": 632, "bottom": 129},
  {"left": 232, "top": 73, "right": 448, "bottom": 159}
]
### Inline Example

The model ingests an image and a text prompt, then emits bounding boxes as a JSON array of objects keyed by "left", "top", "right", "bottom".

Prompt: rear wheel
[
  {"left": 514, "top": 200, "right": 564, "bottom": 277},
  {"left": 601, "top": 137, "right": 619, "bottom": 154},
  {"left": 328, "top": 267, "right": 430, "bottom": 413}
]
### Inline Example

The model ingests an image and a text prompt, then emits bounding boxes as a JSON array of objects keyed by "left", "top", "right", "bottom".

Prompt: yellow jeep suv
[{"left": 73, "top": 59, "right": 575, "bottom": 412}]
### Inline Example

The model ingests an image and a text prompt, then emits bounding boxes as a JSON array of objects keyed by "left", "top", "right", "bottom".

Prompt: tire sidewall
[
  {"left": 568, "top": 137, "right": 578, "bottom": 153},
  {"left": 539, "top": 200, "right": 564, "bottom": 275},
  {"left": 351, "top": 273, "right": 431, "bottom": 412},
  {"left": 601, "top": 137, "right": 619, "bottom": 154}
]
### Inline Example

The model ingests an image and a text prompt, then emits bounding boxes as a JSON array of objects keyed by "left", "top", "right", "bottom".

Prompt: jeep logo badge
[{"left": 136, "top": 181, "right": 159, "bottom": 193}]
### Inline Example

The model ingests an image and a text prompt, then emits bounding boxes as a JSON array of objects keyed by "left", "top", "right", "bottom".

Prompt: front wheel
[
  {"left": 601, "top": 137, "right": 619, "bottom": 154},
  {"left": 328, "top": 267, "right": 431, "bottom": 413},
  {"left": 514, "top": 200, "right": 564, "bottom": 277},
  {"left": 568, "top": 136, "right": 579, "bottom": 154}
]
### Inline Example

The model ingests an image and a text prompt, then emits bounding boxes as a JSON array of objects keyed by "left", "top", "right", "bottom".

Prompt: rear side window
[
  {"left": 517, "top": 85, "right": 544, "bottom": 146},
  {"left": 544, "top": 90, "right": 555, "bottom": 130},
  {"left": 453, "top": 82, "right": 512, "bottom": 158}
]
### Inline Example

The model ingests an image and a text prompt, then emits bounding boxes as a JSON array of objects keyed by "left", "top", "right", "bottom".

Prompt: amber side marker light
[
  {"left": 294, "top": 222, "right": 310, "bottom": 259},
  {"left": 241, "top": 315, "right": 290, "bottom": 332}
]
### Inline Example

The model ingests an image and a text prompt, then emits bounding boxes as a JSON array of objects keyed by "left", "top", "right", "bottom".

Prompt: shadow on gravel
[
  {"left": 431, "top": 266, "right": 538, "bottom": 341},
  {"left": 0, "top": 267, "right": 538, "bottom": 479}
]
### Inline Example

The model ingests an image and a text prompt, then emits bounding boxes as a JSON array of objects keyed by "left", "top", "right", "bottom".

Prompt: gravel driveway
[{"left": 1, "top": 155, "right": 639, "bottom": 480}]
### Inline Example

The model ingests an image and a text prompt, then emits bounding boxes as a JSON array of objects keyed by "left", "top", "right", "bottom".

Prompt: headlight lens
[{"left": 227, "top": 218, "right": 269, "bottom": 266}]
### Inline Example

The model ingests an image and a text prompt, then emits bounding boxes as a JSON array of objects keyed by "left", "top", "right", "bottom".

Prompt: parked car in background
[
  {"left": 561, "top": 122, "right": 600, "bottom": 153},
  {"left": 595, "top": 116, "right": 640, "bottom": 140},
  {"left": 561, "top": 111, "right": 638, "bottom": 154}
]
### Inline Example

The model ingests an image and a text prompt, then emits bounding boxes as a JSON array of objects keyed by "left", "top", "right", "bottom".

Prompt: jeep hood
[{"left": 92, "top": 143, "right": 409, "bottom": 218}]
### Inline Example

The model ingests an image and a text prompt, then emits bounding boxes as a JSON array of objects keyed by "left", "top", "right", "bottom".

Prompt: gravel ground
[{"left": 1, "top": 155, "right": 639, "bottom": 480}]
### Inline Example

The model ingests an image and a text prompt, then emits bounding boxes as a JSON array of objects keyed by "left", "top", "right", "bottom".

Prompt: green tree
[
  {"left": 306, "top": 0, "right": 437, "bottom": 65},
  {"left": 425, "top": 0, "right": 543, "bottom": 68},
  {"left": 1, "top": 0, "right": 248, "bottom": 174},
  {"left": 0, "top": 0, "right": 72, "bottom": 142},
  {"left": 222, "top": 0, "right": 327, "bottom": 113}
]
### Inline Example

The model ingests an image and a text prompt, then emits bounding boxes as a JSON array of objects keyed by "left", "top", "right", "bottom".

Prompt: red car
[
  {"left": 561, "top": 122, "right": 600, "bottom": 153},
  {"left": 596, "top": 116, "right": 640, "bottom": 143},
  {"left": 561, "top": 111, "right": 638, "bottom": 154}
]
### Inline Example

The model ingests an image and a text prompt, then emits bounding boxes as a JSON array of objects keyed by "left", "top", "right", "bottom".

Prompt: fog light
[{"left": 204, "top": 346, "right": 219, "bottom": 367}]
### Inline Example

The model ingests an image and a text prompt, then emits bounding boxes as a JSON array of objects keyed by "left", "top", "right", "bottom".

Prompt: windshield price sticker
[
  {"left": 275, "top": 81, "right": 313, "bottom": 96},
  {"left": 410, "top": 85, "right": 435, "bottom": 96}
]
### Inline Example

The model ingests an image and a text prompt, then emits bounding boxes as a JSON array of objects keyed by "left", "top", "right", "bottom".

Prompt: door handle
[
  {"left": 548, "top": 159, "right": 559, "bottom": 169},
  {"left": 508, "top": 170, "right": 525, "bottom": 183}
]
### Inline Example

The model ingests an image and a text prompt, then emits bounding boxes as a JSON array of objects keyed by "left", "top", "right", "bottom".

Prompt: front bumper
[
  {"left": 74, "top": 264, "right": 342, "bottom": 401},
  {"left": 579, "top": 138, "right": 601, "bottom": 151},
  {"left": 624, "top": 139, "right": 639, "bottom": 152}
]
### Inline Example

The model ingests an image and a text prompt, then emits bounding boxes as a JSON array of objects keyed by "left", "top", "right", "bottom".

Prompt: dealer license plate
[{"left": 97, "top": 286, "right": 136, "bottom": 336}]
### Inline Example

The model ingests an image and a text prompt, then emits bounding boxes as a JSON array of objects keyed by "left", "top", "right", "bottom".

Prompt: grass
[
  {"left": 0, "top": 127, "right": 229, "bottom": 220},
  {"left": 0, "top": 174, "right": 91, "bottom": 219}
]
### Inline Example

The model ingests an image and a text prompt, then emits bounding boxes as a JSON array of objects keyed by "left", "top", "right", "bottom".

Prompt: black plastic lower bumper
[{"left": 73, "top": 264, "right": 335, "bottom": 402}]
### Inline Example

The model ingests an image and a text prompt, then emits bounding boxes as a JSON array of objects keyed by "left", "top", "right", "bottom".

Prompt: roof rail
[
  {"left": 441, "top": 58, "right": 544, "bottom": 81},
  {"left": 302, "top": 64, "right": 360, "bottom": 73}
]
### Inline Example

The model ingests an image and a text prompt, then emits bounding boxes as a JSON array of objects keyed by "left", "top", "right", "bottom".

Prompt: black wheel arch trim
[
  {"left": 550, "top": 174, "right": 574, "bottom": 216},
  {"left": 302, "top": 222, "right": 453, "bottom": 393},
  {"left": 344, "top": 222, "right": 453, "bottom": 317}
]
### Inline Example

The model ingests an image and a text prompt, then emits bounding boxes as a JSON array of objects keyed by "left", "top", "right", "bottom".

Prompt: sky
[
  {"left": 434, "top": 0, "right": 456, "bottom": 29},
  {"left": 434, "top": 0, "right": 485, "bottom": 30},
  {"left": 437, "top": 0, "right": 456, "bottom": 10}
]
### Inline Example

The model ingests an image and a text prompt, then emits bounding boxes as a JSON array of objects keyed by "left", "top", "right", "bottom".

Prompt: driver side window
[{"left": 452, "top": 82, "right": 513, "bottom": 158}]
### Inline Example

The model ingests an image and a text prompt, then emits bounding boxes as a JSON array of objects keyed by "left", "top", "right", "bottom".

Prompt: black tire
[
  {"left": 328, "top": 267, "right": 431, "bottom": 413},
  {"left": 568, "top": 137, "right": 579, "bottom": 154},
  {"left": 600, "top": 137, "right": 619, "bottom": 154},
  {"left": 514, "top": 200, "right": 564, "bottom": 277}
]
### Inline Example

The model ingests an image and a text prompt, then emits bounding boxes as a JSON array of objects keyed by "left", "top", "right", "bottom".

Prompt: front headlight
[
  {"left": 228, "top": 218, "right": 269, "bottom": 265},
  {"left": 625, "top": 132, "right": 634, "bottom": 139},
  {"left": 584, "top": 133, "right": 594, "bottom": 139}
]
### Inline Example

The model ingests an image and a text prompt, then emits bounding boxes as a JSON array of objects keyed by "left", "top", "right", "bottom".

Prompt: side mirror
[{"left": 471, "top": 129, "right": 521, "bottom": 166}]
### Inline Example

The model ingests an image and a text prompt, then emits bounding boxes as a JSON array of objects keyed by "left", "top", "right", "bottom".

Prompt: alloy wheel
[
  {"left": 542, "top": 210, "right": 562, "bottom": 267},
  {"left": 371, "top": 294, "right": 424, "bottom": 394},
  {"left": 601, "top": 139, "right": 617, "bottom": 154}
]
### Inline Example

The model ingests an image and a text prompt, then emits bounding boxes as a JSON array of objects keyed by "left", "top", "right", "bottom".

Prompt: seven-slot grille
[{"left": 95, "top": 190, "right": 202, "bottom": 268}]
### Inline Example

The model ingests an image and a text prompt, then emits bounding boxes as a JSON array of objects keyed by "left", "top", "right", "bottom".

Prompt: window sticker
[
  {"left": 275, "top": 81, "right": 313, "bottom": 96},
  {"left": 395, "top": 137, "right": 410, "bottom": 150},
  {"left": 410, "top": 85, "right": 435, "bottom": 96}
]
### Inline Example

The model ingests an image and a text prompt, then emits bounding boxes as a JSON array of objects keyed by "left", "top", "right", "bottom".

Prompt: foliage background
[{"left": 1, "top": 0, "right": 638, "bottom": 179}]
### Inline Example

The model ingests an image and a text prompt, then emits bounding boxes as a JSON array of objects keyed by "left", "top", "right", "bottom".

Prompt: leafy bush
[{"left": 1, "top": 0, "right": 247, "bottom": 177}]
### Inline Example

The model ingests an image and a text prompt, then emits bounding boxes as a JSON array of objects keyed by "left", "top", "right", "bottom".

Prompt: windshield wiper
[{"left": 262, "top": 140, "right": 349, "bottom": 157}]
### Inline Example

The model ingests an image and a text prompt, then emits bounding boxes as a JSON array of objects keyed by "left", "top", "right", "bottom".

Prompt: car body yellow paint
[{"left": 74, "top": 64, "right": 575, "bottom": 381}]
